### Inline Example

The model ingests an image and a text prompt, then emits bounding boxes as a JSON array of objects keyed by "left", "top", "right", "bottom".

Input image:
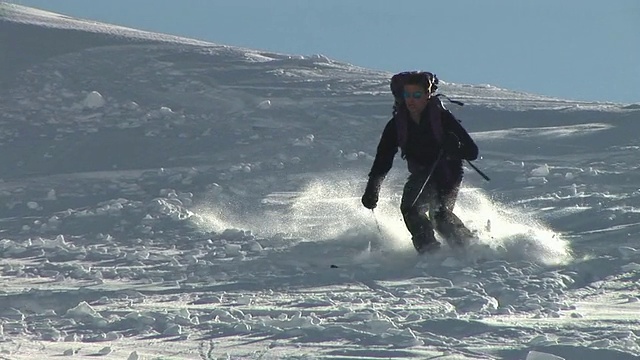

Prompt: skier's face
[{"left": 403, "top": 84, "right": 430, "bottom": 116}]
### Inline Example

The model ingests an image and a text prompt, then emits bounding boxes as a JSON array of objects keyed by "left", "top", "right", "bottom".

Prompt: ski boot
[
  {"left": 434, "top": 210, "right": 475, "bottom": 248},
  {"left": 412, "top": 231, "right": 441, "bottom": 254}
]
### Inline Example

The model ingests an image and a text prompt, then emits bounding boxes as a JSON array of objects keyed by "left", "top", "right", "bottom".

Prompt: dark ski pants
[{"left": 400, "top": 172, "right": 473, "bottom": 250}]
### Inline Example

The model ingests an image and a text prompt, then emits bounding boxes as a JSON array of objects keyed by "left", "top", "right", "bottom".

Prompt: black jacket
[{"left": 368, "top": 100, "right": 478, "bottom": 187}]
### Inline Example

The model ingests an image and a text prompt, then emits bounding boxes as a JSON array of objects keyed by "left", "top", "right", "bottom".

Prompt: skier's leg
[
  {"left": 434, "top": 208, "right": 475, "bottom": 247},
  {"left": 433, "top": 184, "right": 474, "bottom": 247},
  {"left": 442, "top": 182, "right": 460, "bottom": 211},
  {"left": 400, "top": 173, "right": 440, "bottom": 253}
]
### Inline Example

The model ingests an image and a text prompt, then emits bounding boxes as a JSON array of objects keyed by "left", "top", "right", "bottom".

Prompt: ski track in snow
[{"left": 1, "top": 3, "right": 640, "bottom": 360}]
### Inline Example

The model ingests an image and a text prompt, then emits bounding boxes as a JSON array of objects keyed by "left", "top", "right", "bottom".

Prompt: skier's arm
[
  {"left": 367, "top": 119, "right": 399, "bottom": 178},
  {"left": 444, "top": 111, "right": 478, "bottom": 161}
]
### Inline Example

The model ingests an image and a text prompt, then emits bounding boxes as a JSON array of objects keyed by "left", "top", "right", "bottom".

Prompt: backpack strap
[
  {"left": 435, "top": 93, "right": 464, "bottom": 107},
  {"left": 395, "top": 96, "right": 446, "bottom": 158}
]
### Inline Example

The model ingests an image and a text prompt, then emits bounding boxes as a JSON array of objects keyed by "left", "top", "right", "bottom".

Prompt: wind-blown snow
[{"left": 1, "top": 3, "right": 639, "bottom": 359}]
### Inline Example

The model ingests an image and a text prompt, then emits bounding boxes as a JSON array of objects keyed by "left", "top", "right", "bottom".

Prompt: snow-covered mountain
[{"left": 1, "top": 3, "right": 639, "bottom": 359}]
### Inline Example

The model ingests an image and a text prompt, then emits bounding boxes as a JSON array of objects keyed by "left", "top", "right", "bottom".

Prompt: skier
[{"left": 361, "top": 71, "right": 479, "bottom": 254}]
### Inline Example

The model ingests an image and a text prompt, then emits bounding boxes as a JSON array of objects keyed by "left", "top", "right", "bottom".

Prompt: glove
[
  {"left": 443, "top": 132, "right": 462, "bottom": 157},
  {"left": 361, "top": 176, "right": 384, "bottom": 209}
]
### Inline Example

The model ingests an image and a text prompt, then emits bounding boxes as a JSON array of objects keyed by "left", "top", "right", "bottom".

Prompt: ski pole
[
  {"left": 409, "top": 149, "right": 444, "bottom": 209},
  {"left": 371, "top": 209, "right": 383, "bottom": 236},
  {"left": 466, "top": 160, "right": 490, "bottom": 182}
]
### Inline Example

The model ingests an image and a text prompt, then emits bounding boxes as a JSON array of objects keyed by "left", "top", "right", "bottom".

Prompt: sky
[{"left": 10, "top": 0, "right": 640, "bottom": 104}]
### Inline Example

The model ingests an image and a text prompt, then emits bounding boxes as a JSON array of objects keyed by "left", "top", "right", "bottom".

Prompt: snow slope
[{"left": 1, "top": 3, "right": 640, "bottom": 359}]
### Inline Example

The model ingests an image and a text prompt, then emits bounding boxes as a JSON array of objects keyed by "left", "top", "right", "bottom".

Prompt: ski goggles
[{"left": 403, "top": 91, "right": 425, "bottom": 99}]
